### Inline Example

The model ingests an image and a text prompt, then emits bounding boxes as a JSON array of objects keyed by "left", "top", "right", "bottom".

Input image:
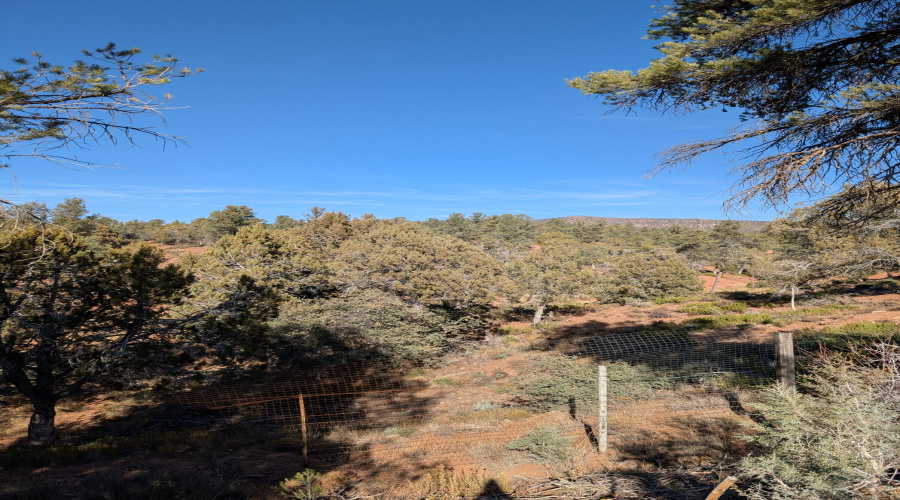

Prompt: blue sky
[{"left": 3, "top": 1, "right": 784, "bottom": 223}]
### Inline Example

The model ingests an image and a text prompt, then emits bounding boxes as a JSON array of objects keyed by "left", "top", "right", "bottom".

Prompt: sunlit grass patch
[
  {"left": 652, "top": 294, "right": 706, "bottom": 305},
  {"left": 797, "top": 321, "right": 900, "bottom": 351},
  {"left": 685, "top": 313, "right": 779, "bottom": 329},
  {"left": 404, "top": 367, "right": 434, "bottom": 379},
  {"left": 432, "top": 377, "right": 463, "bottom": 387},
  {"left": 431, "top": 407, "right": 534, "bottom": 427},
  {"left": 677, "top": 301, "right": 749, "bottom": 315}
]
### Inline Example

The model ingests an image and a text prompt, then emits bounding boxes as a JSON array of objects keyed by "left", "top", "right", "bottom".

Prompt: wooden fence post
[
  {"left": 298, "top": 394, "right": 308, "bottom": 459},
  {"left": 776, "top": 332, "right": 796, "bottom": 388},
  {"left": 598, "top": 365, "right": 608, "bottom": 454},
  {"left": 705, "top": 476, "right": 737, "bottom": 500}
]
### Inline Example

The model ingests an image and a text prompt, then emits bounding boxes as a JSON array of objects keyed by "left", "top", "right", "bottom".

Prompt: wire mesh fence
[{"left": 172, "top": 326, "right": 778, "bottom": 470}]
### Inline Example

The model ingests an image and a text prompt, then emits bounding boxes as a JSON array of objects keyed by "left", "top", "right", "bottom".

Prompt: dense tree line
[{"left": 4, "top": 195, "right": 900, "bottom": 444}]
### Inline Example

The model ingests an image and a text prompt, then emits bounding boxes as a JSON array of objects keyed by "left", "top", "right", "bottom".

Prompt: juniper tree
[
  {"left": 334, "top": 220, "right": 504, "bottom": 313},
  {"left": 569, "top": 0, "right": 900, "bottom": 224},
  {"left": 0, "top": 229, "right": 189, "bottom": 444},
  {"left": 598, "top": 249, "right": 703, "bottom": 304},
  {"left": 505, "top": 233, "right": 598, "bottom": 325}
]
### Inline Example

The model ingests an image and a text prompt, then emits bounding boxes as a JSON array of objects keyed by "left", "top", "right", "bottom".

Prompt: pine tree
[
  {"left": 569, "top": 1, "right": 900, "bottom": 223},
  {"left": 1, "top": 43, "right": 202, "bottom": 211}
]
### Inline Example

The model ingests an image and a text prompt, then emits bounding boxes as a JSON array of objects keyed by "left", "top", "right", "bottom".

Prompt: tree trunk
[
  {"left": 532, "top": 304, "right": 546, "bottom": 327},
  {"left": 28, "top": 403, "right": 57, "bottom": 445},
  {"left": 709, "top": 271, "right": 723, "bottom": 294},
  {"left": 790, "top": 285, "right": 797, "bottom": 311}
]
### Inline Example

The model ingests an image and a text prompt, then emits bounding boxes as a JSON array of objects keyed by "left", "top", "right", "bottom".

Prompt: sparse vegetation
[
  {"left": 4, "top": 201, "right": 900, "bottom": 498},
  {"left": 686, "top": 313, "right": 779, "bottom": 329},
  {"left": 5, "top": 1, "right": 900, "bottom": 496},
  {"left": 507, "top": 426, "right": 573, "bottom": 461},
  {"left": 386, "top": 465, "right": 509, "bottom": 500},
  {"left": 278, "top": 469, "right": 324, "bottom": 500}
]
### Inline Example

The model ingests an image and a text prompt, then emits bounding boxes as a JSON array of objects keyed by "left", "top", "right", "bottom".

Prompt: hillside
[{"left": 552, "top": 215, "right": 769, "bottom": 231}]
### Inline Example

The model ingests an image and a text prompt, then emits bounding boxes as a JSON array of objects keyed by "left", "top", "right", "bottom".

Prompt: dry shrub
[{"left": 387, "top": 465, "right": 509, "bottom": 500}]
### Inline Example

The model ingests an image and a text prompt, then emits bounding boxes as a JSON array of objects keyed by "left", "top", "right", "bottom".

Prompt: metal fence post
[{"left": 598, "top": 365, "right": 608, "bottom": 454}]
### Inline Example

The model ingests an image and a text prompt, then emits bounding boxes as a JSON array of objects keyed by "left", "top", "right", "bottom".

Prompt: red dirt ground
[{"left": 3, "top": 272, "right": 900, "bottom": 498}]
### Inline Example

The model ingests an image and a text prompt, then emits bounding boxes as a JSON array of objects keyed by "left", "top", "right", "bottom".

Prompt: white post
[{"left": 598, "top": 365, "right": 608, "bottom": 454}]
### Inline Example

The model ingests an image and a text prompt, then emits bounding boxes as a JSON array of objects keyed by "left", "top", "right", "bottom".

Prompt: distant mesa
[{"left": 547, "top": 215, "right": 769, "bottom": 231}]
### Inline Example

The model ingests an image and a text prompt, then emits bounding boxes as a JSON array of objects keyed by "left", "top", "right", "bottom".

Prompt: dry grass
[
  {"left": 377, "top": 465, "right": 510, "bottom": 500},
  {"left": 430, "top": 407, "right": 534, "bottom": 427}
]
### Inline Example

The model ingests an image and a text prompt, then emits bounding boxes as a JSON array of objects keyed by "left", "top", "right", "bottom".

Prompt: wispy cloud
[{"left": 3, "top": 180, "right": 734, "bottom": 221}]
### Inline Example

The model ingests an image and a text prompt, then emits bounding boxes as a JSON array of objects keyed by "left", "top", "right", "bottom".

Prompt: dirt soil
[
  {"left": 151, "top": 243, "right": 207, "bottom": 265},
  {"left": 3, "top": 272, "right": 900, "bottom": 498}
]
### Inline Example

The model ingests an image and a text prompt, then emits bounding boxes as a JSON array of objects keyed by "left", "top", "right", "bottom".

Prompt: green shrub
[
  {"left": 652, "top": 294, "right": 705, "bottom": 305},
  {"left": 677, "top": 303, "right": 722, "bottom": 315},
  {"left": 509, "top": 354, "right": 674, "bottom": 410},
  {"left": 269, "top": 289, "right": 453, "bottom": 366},
  {"left": 495, "top": 325, "right": 525, "bottom": 336},
  {"left": 707, "top": 373, "right": 764, "bottom": 391},
  {"left": 819, "top": 321, "right": 900, "bottom": 337},
  {"left": 738, "top": 345, "right": 900, "bottom": 499},
  {"left": 279, "top": 469, "right": 324, "bottom": 500},
  {"left": 507, "top": 426, "right": 573, "bottom": 461},
  {"left": 598, "top": 250, "right": 703, "bottom": 303},
  {"left": 798, "top": 322, "right": 900, "bottom": 352},
  {"left": 686, "top": 313, "right": 778, "bottom": 329},
  {"left": 433, "top": 377, "right": 462, "bottom": 387},
  {"left": 719, "top": 301, "right": 750, "bottom": 313},
  {"left": 678, "top": 301, "right": 750, "bottom": 315},
  {"left": 508, "top": 354, "right": 596, "bottom": 410}
]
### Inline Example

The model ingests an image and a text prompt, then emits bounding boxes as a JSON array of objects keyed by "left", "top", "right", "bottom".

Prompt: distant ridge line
[{"left": 550, "top": 215, "right": 769, "bottom": 231}]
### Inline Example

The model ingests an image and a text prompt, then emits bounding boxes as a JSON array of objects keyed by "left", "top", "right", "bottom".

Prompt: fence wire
[{"left": 172, "top": 327, "right": 777, "bottom": 469}]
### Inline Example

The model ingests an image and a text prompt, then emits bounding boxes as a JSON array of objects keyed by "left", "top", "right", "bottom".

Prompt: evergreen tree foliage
[
  {"left": 505, "top": 232, "right": 598, "bottom": 325},
  {"left": 762, "top": 198, "right": 900, "bottom": 308},
  {"left": 280, "top": 210, "right": 357, "bottom": 299},
  {"left": 180, "top": 213, "right": 503, "bottom": 365},
  {"left": 49, "top": 197, "right": 89, "bottom": 232},
  {"left": 176, "top": 225, "right": 284, "bottom": 363},
  {"left": 598, "top": 249, "right": 702, "bottom": 303},
  {"left": 569, "top": 0, "right": 900, "bottom": 222},
  {"left": 333, "top": 220, "right": 504, "bottom": 312},
  {"left": 1, "top": 43, "right": 202, "bottom": 210},
  {"left": 0, "top": 228, "right": 189, "bottom": 444},
  {"left": 739, "top": 345, "right": 900, "bottom": 499},
  {"left": 269, "top": 289, "right": 451, "bottom": 367}
]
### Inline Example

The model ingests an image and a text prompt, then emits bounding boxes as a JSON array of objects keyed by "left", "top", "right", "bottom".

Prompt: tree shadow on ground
[
  {"left": 536, "top": 319, "right": 776, "bottom": 384},
  {"left": 477, "top": 479, "right": 513, "bottom": 499},
  {"left": 616, "top": 417, "right": 752, "bottom": 469},
  {"left": 0, "top": 360, "right": 446, "bottom": 499}
]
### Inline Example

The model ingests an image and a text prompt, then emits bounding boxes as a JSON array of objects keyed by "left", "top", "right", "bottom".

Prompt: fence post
[
  {"left": 298, "top": 394, "right": 308, "bottom": 459},
  {"left": 598, "top": 365, "right": 608, "bottom": 454},
  {"left": 705, "top": 476, "right": 737, "bottom": 500},
  {"left": 776, "top": 332, "right": 796, "bottom": 388}
]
